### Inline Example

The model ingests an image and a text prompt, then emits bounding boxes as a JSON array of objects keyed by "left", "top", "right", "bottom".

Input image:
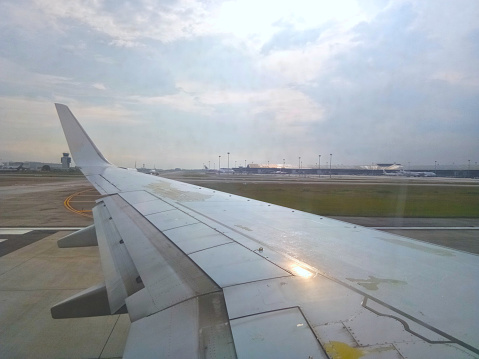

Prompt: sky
[{"left": 1, "top": 0, "right": 478, "bottom": 169}]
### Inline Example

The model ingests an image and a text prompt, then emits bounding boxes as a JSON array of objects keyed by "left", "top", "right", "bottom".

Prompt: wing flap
[
  {"left": 124, "top": 293, "right": 236, "bottom": 359},
  {"left": 51, "top": 282, "right": 121, "bottom": 319},
  {"left": 57, "top": 224, "right": 97, "bottom": 248},
  {"left": 231, "top": 307, "right": 327, "bottom": 359},
  {"left": 104, "top": 195, "right": 220, "bottom": 313},
  {"left": 93, "top": 201, "right": 143, "bottom": 314}
]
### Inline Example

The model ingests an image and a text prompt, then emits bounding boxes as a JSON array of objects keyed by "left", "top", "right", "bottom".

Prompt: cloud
[
  {"left": 132, "top": 85, "right": 324, "bottom": 127},
  {"left": 261, "top": 26, "right": 324, "bottom": 54},
  {"left": 260, "top": 28, "right": 356, "bottom": 84},
  {"left": 211, "top": 0, "right": 364, "bottom": 48},
  {"left": 33, "top": 0, "right": 217, "bottom": 46},
  {"left": 289, "top": 1, "right": 479, "bottom": 164},
  {"left": 0, "top": 57, "right": 75, "bottom": 89},
  {"left": 0, "top": 0, "right": 478, "bottom": 168},
  {"left": 131, "top": 91, "right": 214, "bottom": 116},
  {"left": 92, "top": 83, "right": 107, "bottom": 90},
  {"left": 431, "top": 71, "right": 479, "bottom": 87}
]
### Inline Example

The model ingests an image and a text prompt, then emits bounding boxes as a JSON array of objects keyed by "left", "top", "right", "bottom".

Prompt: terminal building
[
  {"left": 4, "top": 153, "right": 74, "bottom": 171},
  {"left": 233, "top": 163, "right": 479, "bottom": 178}
]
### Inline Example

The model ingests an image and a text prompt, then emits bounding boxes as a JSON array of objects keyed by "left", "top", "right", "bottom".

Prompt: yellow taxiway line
[{"left": 64, "top": 189, "right": 96, "bottom": 218}]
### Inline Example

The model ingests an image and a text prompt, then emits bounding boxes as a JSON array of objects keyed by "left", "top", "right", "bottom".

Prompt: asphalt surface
[
  {"left": 0, "top": 230, "right": 56, "bottom": 257},
  {"left": 0, "top": 175, "right": 96, "bottom": 227}
]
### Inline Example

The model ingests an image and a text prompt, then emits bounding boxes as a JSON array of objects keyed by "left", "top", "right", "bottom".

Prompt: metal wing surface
[{"left": 52, "top": 104, "right": 479, "bottom": 358}]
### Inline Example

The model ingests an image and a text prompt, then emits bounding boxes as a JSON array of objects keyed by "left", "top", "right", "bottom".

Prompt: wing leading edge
[{"left": 52, "top": 104, "right": 479, "bottom": 359}]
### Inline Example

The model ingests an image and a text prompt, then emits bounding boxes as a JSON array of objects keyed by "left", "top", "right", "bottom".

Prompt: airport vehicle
[{"left": 51, "top": 104, "right": 478, "bottom": 358}]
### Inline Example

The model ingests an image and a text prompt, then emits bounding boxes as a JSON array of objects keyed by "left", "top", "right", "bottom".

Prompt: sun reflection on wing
[{"left": 291, "top": 265, "right": 313, "bottom": 278}]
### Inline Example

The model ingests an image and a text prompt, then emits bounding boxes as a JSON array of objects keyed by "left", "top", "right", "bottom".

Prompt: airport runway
[
  {"left": 163, "top": 172, "right": 479, "bottom": 186},
  {"left": 0, "top": 174, "right": 477, "bottom": 358}
]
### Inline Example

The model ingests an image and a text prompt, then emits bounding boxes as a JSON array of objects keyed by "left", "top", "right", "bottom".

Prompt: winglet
[{"left": 55, "top": 103, "right": 111, "bottom": 169}]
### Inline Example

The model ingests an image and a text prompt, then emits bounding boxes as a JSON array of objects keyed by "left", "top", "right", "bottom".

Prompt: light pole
[
  {"left": 227, "top": 152, "right": 230, "bottom": 169},
  {"left": 435, "top": 160, "right": 437, "bottom": 172},
  {"left": 469, "top": 159, "right": 471, "bottom": 177},
  {"left": 219, "top": 155, "right": 221, "bottom": 171},
  {"left": 298, "top": 157, "right": 301, "bottom": 175},
  {"left": 245, "top": 159, "right": 246, "bottom": 167},
  {"left": 318, "top": 154, "right": 321, "bottom": 177},
  {"left": 329, "top": 153, "right": 332, "bottom": 178},
  {"left": 283, "top": 159, "right": 285, "bottom": 168}
]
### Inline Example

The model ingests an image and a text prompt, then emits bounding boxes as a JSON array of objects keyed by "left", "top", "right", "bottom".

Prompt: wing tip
[{"left": 55, "top": 103, "right": 112, "bottom": 169}]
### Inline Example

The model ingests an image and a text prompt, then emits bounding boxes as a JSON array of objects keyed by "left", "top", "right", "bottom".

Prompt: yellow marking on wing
[{"left": 324, "top": 341, "right": 364, "bottom": 359}]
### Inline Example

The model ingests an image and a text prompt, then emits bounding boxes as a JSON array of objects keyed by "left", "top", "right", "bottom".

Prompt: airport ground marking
[{"left": 64, "top": 189, "right": 96, "bottom": 218}]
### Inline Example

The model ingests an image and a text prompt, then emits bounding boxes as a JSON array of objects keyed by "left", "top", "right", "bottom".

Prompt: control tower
[{"left": 61, "top": 152, "right": 71, "bottom": 169}]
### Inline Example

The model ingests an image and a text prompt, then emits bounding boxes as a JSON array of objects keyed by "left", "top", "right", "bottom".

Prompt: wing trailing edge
[
  {"left": 51, "top": 282, "right": 127, "bottom": 319},
  {"left": 57, "top": 224, "right": 98, "bottom": 248}
]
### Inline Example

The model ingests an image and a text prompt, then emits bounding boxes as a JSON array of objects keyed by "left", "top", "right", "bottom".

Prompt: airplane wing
[{"left": 52, "top": 104, "right": 479, "bottom": 358}]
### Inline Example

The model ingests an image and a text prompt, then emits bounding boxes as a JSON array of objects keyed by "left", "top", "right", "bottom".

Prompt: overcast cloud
[{"left": 1, "top": 0, "right": 478, "bottom": 169}]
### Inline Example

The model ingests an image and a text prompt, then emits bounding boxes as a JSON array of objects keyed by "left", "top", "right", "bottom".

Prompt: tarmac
[
  {"left": 0, "top": 175, "right": 129, "bottom": 358},
  {"left": 0, "top": 173, "right": 477, "bottom": 358}
]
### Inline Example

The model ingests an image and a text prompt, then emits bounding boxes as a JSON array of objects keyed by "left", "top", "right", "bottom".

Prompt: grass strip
[{"left": 192, "top": 182, "right": 479, "bottom": 217}]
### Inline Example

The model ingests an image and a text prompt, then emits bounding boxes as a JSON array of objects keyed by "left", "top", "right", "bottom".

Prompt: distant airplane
[
  {"left": 411, "top": 171, "right": 437, "bottom": 177},
  {"left": 403, "top": 170, "right": 437, "bottom": 177},
  {"left": 51, "top": 104, "right": 479, "bottom": 358},
  {"left": 204, "top": 165, "right": 234, "bottom": 174},
  {"left": 203, "top": 165, "right": 216, "bottom": 173},
  {"left": 0, "top": 163, "right": 23, "bottom": 172},
  {"left": 383, "top": 169, "right": 436, "bottom": 177},
  {"left": 149, "top": 168, "right": 160, "bottom": 175},
  {"left": 382, "top": 169, "right": 404, "bottom": 176}
]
